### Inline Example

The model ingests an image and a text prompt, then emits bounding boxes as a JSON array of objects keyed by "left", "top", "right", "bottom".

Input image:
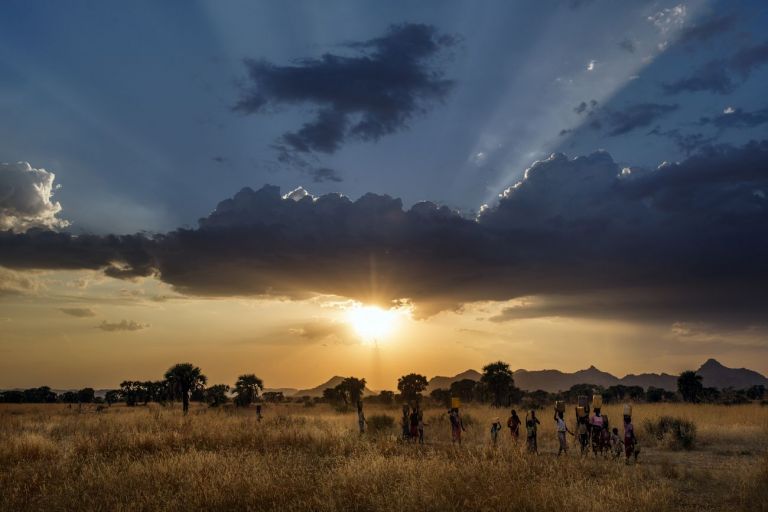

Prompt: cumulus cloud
[
  {"left": 664, "top": 41, "right": 768, "bottom": 94},
  {"left": 98, "top": 319, "right": 149, "bottom": 332},
  {"left": 59, "top": 307, "right": 97, "bottom": 317},
  {"left": 235, "top": 23, "right": 456, "bottom": 157},
  {"left": 0, "top": 162, "right": 68, "bottom": 232},
  {"left": 1, "top": 141, "right": 767, "bottom": 324}
]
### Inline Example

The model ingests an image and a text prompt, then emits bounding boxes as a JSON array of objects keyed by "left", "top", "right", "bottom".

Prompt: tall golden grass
[{"left": 0, "top": 402, "right": 765, "bottom": 511}]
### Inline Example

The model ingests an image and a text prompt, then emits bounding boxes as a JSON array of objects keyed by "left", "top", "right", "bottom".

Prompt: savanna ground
[{"left": 0, "top": 402, "right": 766, "bottom": 512}]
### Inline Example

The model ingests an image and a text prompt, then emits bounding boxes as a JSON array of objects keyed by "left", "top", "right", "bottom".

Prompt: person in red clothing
[{"left": 623, "top": 414, "right": 639, "bottom": 464}]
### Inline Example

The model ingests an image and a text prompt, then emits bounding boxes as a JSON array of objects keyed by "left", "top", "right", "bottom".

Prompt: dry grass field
[{"left": 1, "top": 402, "right": 766, "bottom": 512}]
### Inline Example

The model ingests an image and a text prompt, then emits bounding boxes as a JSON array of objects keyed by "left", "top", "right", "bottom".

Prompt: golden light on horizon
[{"left": 345, "top": 304, "right": 402, "bottom": 343}]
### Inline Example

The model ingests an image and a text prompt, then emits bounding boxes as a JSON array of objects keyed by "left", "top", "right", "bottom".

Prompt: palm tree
[
  {"left": 234, "top": 374, "right": 264, "bottom": 407},
  {"left": 164, "top": 363, "right": 207, "bottom": 414}
]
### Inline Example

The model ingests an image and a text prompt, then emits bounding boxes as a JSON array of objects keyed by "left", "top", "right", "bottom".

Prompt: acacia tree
[
  {"left": 234, "top": 374, "right": 263, "bottom": 407},
  {"left": 337, "top": 377, "right": 367, "bottom": 405},
  {"left": 677, "top": 371, "right": 704, "bottom": 403},
  {"left": 397, "top": 373, "right": 428, "bottom": 404},
  {"left": 481, "top": 361, "right": 520, "bottom": 407},
  {"left": 164, "top": 363, "right": 207, "bottom": 414}
]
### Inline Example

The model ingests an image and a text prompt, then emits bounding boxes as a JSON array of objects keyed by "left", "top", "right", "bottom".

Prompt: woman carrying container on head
[{"left": 623, "top": 404, "right": 639, "bottom": 464}]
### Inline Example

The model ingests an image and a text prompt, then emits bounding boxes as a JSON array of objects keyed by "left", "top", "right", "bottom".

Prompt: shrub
[
  {"left": 643, "top": 415, "right": 697, "bottom": 450},
  {"left": 367, "top": 414, "right": 395, "bottom": 433}
]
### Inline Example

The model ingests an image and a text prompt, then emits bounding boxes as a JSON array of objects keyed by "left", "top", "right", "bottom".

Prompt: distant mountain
[
  {"left": 294, "top": 376, "right": 375, "bottom": 398},
  {"left": 426, "top": 369, "right": 481, "bottom": 393},
  {"left": 620, "top": 373, "right": 678, "bottom": 391},
  {"left": 696, "top": 359, "right": 768, "bottom": 389},
  {"left": 425, "top": 359, "right": 766, "bottom": 393}
]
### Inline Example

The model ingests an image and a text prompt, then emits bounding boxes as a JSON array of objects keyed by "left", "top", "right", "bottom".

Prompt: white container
[{"left": 623, "top": 404, "right": 632, "bottom": 416}]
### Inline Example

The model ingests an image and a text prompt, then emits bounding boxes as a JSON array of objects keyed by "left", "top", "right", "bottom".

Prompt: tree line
[{"left": 1, "top": 362, "right": 765, "bottom": 407}]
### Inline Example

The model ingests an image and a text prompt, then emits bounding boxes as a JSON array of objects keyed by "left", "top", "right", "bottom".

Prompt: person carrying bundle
[
  {"left": 507, "top": 409, "right": 521, "bottom": 442},
  {"left": 449, "top": 408, "right": 466, "bottom": 445},
  {"left": 491, "top": 417, "right": 503, "bottom": 446},
  {"left": 525, "top": 410, "right": 540, "bottom": 453},
  {"left": 623, "top": 405, "right": 639, "bottom": 464}
]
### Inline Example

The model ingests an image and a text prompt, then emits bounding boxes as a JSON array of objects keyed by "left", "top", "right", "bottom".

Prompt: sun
[{"left": 345, "top": 304, "right": 400, "bottom": 343}]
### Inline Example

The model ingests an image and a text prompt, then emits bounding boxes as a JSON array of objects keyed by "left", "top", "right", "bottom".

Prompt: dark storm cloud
[
  {"left": 309, "top": 167, "right": 343, "bottom": 183},
  {"left": 647, "top": 127, "right": 717, "bottom": 155},
  {"left": 1, "top": 141, "right": 767, "bottom": 323},
  {"left": 235, "top": 23, "right": 456, "bottom": 156},
  {"left": 572, "top": 101, "right": 677, "bottom": 136},
  {"left": 663, "top": 41, "right": 768, "bottom": 95},
  {"left": 677, "top": 14, "right": 735, "bottom": 45},
  {"left": 699, "top": 106, "right": 768, "bottom": 129},
  {"left": 604, "top": 103, "right": 678, "bottom": 136}
]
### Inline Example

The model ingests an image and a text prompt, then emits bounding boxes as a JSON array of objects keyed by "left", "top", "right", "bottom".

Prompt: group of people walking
[
  {"left": 502, "top": 396, "right": 639, "bottom": 463},
  {"left": 358, "top": 395, "right": 639, "bottom": 463}
]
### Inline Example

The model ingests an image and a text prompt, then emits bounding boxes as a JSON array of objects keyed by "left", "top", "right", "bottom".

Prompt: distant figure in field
[
  {"left": 256, "top": 404, "right": 263, "bottom": 422},
  {"left": 624, "top": 414, "right": 639, "bottom": 464},
  {"left": 507, "top": 409, "right": 521, "bottom": 442},
  {"left": 576, "top": 413, "right": 590, "bottom": 455},
  {"left": 417, "top": 410, "right": 426, "bottom": 445},
  {"left": 525, "top": 410, "right": 540, "bottom": 453},
  {"left": 449, "top": 408, "right": 466, "bottom": 444},
  {"left": 409, "top": 407, "right": 420, "bottom": 442},
  {"left": 490, "top": 417, "right": 502, "bottom": 446},
  {"left": 590, "top": 408, "right": 605, "bottom": 455},
  {"left": 402, "top": 405, "right": 411, "bottom": 441},
  {"left": 610, "top": 427, "right": 624, "bottom": 459},
  {"left": 554, "top": 410, "right": 573, "bottom": 456},
  {"left": 357, "top": 401, "right": 366, "bottom": 434}
]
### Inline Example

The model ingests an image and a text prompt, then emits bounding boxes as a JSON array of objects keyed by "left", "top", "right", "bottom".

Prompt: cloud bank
[{"left": 1, "top": 141, "right": 767, "bottom": 324}]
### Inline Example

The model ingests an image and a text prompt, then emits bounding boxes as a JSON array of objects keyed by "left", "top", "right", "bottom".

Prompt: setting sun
[{"left": 345, "top": 305, "right": 401, "bottom": 342}]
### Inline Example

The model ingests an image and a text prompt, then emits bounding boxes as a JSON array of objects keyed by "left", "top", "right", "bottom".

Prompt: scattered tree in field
[
  {"left": 323, "top": 386, "right": 344, "bottom": 404},
  {"left": 677, "top": 371, "right": 704, "bottom": 403},
  {"left": 449, "top": 379, "right": 478, "bottom": 403},
  {"left": 60, "top": 391, "right": 78, "bottom": 404},
  {"left": 430, "top": 388, "right": 451, "bottom": 407},
  {"left": 375, "top": 390, "right": 395, "bottom": 405},
  {"left": 335, "top": 377, "right": 367, "bottom": 405},
  {"left": 746, "top": 384, "right": 766, "bottom": 400},
  {"left": 262, "top": 391, "right": 285, "bottom": 402},
  {"left": 164, "top": 363, "right": 207, "bottom": 414},
  {"left": 105, "top": 390, "right": 120, "bottom": 406},
  {"left": 233, "top": 374, "right": 263, "bottom": 407},
  {"left": 204, "top": 384, "right": 230, "bottom": 407},
  {"left": 77, "top": 388, "right": 95, "bottom": 403},
  {"left": 397, "top": 373, "right": 428, "bottom": 403},
  {"left": 481, "top": 361, "right": 520, "bottom": 407}
]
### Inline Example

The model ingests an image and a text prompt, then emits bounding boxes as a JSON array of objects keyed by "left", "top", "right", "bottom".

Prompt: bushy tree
[
  {"left": 233, "top": 374, "right": 263, "bottom": 407},
  {"left": 677, "top": 371, "right": 703, "bottom": 403},
  {"left": 335, "top": 377, "right": 367, "bottom": 405},
  {"left": 105, "top": 390, "right": 120, "bottom": 406},
  {"left": 262, "top": 391, "right": 285, "bottom": 403},
  {"left": 481, "top": 361, "right": 521, "bottom": 407},
  {"left": 397, "top": 373, "right": 428, "bottom": 403},
  {"left": 430, "top": 388, "right": 451, "bottom": 407},
  {"left": 204, "top": 384, "right": 230, "bottom": 407},
  {"left": 77, "top": 388, "right": 95, "bottom": 403},
  {"left": 746, "top": 384, "right": 766, "bottom": 400},
  {"left": 164, "top": 363, "right": 207, "bottom": 414}
]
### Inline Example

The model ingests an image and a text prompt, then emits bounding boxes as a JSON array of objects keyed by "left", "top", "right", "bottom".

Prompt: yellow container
[
  {"left": 592, "top": 395, "right": 603, "bottom": 408},
  {"left": 623, "top": 404, "right": 632, "bottom": 416},
  {"left": 576, "top": 406, "right": 586, "bottom": 417},
  {"left": 451, "top": 397, "right": 461, "bottom": 409},
  {"left": 555, "top": 400, "right": 565, "bottom": 413}
]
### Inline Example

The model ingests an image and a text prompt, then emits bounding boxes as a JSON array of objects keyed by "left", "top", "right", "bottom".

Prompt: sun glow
[{"left": 345, "top": 305, "right": 402, "bottom": 343}]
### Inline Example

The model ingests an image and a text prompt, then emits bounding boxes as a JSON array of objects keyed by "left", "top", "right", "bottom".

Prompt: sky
[{"left": 1, "top": 0, "right": 767, "bottom": 390}]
